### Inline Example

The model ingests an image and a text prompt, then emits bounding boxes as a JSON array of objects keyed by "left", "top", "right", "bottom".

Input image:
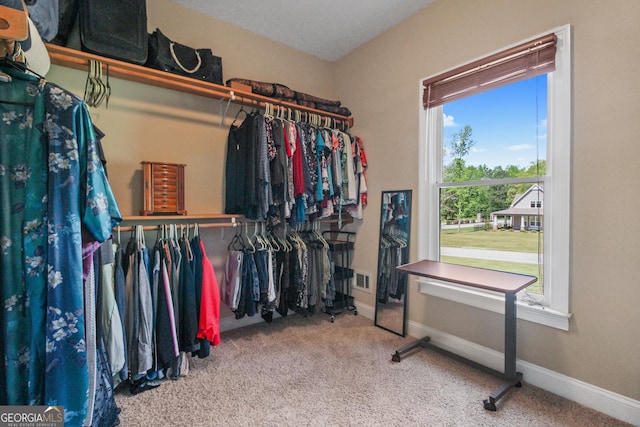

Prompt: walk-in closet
[{"left": 1, "top": 0, "right": 637, "bottom": 426}]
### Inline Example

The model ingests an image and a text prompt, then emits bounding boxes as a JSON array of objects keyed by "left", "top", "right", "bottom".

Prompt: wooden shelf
[
  {"left": 116, "top": 212, "right": 351, "bottom": 231},
  {"left": 120, "top": 214, "right": 240, "bottom": 222},
  {"left": 45, "top": 44, "right": 354, "bottom": 127},
  {"left": 117, "top": 214, "right": 241, "bottom": 231}
]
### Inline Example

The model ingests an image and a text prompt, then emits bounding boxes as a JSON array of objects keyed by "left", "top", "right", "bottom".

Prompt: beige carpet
[{"left": 115, "top": 313, "right": 630, "bottom": 426}]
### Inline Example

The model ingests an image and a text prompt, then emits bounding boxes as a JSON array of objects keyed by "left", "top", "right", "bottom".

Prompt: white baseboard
[
  {"left": 407, "top": 320, "right": 640, "bottom": 425},
  {"left": 354, "top": 301, "right": 375, "bottom": 319}
]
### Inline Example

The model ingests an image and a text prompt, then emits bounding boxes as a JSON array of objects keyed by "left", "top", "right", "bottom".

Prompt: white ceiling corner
[{"left": 172, "top": 0, "right": 435, "bottom": 62}]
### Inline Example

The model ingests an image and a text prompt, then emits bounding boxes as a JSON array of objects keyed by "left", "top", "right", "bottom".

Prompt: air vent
[{"left": 354, "top": 271, "right": 371, "bottom": 293}]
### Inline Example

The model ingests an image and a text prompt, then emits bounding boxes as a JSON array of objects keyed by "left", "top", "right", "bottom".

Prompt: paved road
[{"left": 441, "top": 247, "right": 540, "bottom": 264}]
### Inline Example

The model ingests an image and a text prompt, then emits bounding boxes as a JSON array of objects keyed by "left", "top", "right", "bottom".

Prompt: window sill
[{"left": 417, "top": 278, "right": 571, "bottom": 331}]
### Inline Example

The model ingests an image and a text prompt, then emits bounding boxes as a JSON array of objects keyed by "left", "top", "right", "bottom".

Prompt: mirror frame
[{"left": 374, "top": 190, "right": 412, "bottom": 337}]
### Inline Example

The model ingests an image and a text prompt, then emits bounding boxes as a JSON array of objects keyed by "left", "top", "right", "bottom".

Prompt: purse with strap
[{"left": 146, "top": 28, "right": 223, "bottom": 85}]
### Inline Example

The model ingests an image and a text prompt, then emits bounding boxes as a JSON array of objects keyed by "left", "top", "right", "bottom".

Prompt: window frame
[{"left": 417, "top": 25, "right": 572, "bottom": 330}]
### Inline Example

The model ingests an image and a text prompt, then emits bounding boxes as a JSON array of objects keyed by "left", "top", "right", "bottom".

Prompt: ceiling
[{"left": 172, "top": 0, "right": 436, "bottom": 62}]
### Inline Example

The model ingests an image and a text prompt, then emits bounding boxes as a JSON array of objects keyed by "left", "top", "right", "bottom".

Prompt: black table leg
[
  {"left": 483, "top": 292, "right": 523, "bottom": 411},
  {"left": 391, "top": 336, "right": 431, "bottom": 362},
  {"left": 391, "top": 292, "right": 524, "bottom": 411}
]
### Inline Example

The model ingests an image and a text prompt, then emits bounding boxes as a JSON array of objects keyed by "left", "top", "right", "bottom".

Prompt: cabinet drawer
[
  {"left": 140, "top": 161, "right": 186, "bottom": 215},
  {"left": 153, "top": 194, "right": 177, "bottom": 204},
  {"left": 153, "top": 198, "right": 177, "bottom": 209},
  {"left": 153, "top": 168, "right": 177, "bottom": 179},
  {"left": 153, "top": 205, "right": 178, "bottom": 213},
  {"left": 153, "top": 189, "right": 176, "bottom": 198},
  {"left": 153, "top": 178, "right": 178, "bottom": 189},
  {"left": 153, "top": 163, "right": 177, "bottom": 172}
]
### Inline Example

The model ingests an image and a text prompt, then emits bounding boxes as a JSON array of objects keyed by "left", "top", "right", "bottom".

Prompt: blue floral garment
[
  {"left": 0, "top": 69, "right": 48, "bottom": 407},
  {"left": 1, "top": 68, "right": 121, "bottom": 427},
  {"left": 43, "top": 84, "right": 121, "bottom": 426}
]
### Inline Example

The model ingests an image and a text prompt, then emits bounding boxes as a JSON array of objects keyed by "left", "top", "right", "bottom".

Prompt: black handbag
[
  {"left": 146, "top": 28, "right": 223, "bottom": 85},
  {"left": 79, "top": 0, "right": 148, "bottom": 65}
]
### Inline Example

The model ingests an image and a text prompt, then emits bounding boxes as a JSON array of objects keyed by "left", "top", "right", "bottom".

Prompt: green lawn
[
  {"left": 440, "top": 228, "right": 544, "bottom": 294},
  {"left": 441, "top": 227, "right": 543, "bottom": 253}
]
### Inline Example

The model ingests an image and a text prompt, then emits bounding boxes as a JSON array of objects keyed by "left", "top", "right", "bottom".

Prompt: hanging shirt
[
  {"left": 222, "top": 250, "right": 243, "bottom": 310},
  {"left": 196, "top": 238, "right": 221, "bottom": 346},
  {"left": 99, "top": 241, "right": 125, "bottom": 378}
]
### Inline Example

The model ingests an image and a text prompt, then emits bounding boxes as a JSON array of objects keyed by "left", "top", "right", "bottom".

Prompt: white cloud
[
  {"left": 470, "top": 147, "right": 485, "bottom": 153},
  {"left": 443, "top": 113, "right": 457, "bottom": 127},
  {"left": 506, "top": 144, "right": 534, "bottom": 151},
  {"left": 537, "top": 119, "right": 547, "bottom": 139}
]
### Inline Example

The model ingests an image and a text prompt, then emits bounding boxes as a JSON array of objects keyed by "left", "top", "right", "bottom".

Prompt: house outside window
[
  {"left": 418, "top": 25, "right": 571, "bottom": 330},
  {"left": 493, "top": 184, "right": 544, "bottom": 232}
]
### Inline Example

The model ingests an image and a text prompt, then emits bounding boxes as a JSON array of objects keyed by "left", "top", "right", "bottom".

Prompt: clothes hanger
[
  {"left": 251, "top": 222, "right": 264, "bottom": 250},
  {"left": 0, "top": 59, "right": 42, "bottom": 105},
  {"left": 84, "top": 59, "right": 109, "bottom": 108},
  {"left": 243, "top": 222, "right": 256, "bottom": 253},
  {"left": 263, "top": 102, "right": 273, "bottom": 120},
  {"left": 231, "top": 96, "right": 247, "bottom": 126},
  {"left": 0, "top": 48, "right": 46, "bottom": 82},
  {"left": 83, "top": 60, "right": 98, "bottom": 106},
  {"left": 266, "top": 226, "right": 281, "bottom": 252},
  {"left": 260, "top": 222, "right": 275, "bottom": 251},
  {"left": 228, "top": 222, "right": 244, "bottom": 251},
  {"left": 313, "top": 221, "right": 329, "bottom": 249},
  {"left": 105, "top": 64, "right": 111, "bottom": 108}
]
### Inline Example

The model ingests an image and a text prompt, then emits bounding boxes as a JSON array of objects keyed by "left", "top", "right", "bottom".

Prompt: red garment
[
  {"left": 283, "top": 122, "right": 293, "bottom": 158},
  {"left": 196, "top": 239, "right": 221, "bottom": 346},
  {"left": 356, "top": 136, "right": 368, "bottom": 168},
  {"left": 356, "top": 136, "right": 368, "bottom": 207},
  {"left": 331, "top": 132, "right": 340, "bottom": 150},
  {"left": 292, "top": 125, "right": 305, "bottom": 197}
]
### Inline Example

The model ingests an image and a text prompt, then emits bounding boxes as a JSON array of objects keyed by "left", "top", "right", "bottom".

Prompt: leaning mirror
[{"left": 374, "top": 190, "right": 412, "bottom": 337}]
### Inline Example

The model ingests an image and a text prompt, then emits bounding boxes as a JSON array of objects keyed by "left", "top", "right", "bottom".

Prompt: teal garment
[
  {"left": 0, "top": 69, "right": 48, "bottom": 406},
  {"left": 0, "top": 67, "right": 121, "bottom": 427}
]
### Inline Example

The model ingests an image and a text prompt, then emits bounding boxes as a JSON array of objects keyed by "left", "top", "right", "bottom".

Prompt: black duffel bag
[
  {"left": 146, "top": 28, "right": 223, "bottom": 85},
  {"left": 79, "top": 0, "right": 148, "bottom": 65}
]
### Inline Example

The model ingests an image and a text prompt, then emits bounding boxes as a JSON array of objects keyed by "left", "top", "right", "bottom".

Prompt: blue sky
[{"left": 442, "top": 75, "right": 547, "bottom": 169}]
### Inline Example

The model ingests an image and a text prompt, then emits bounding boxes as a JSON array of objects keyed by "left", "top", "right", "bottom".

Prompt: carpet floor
[{"left": 115, "top": 313, "right": 631, "bottom": 426}]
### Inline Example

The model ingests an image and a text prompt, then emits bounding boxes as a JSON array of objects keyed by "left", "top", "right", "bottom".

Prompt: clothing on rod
[
  {"left": 221, "top": 225, "right": 333, "bottom": 321},
  {"left": 224, "top": 110, "right": 368, "bottom": 225}
]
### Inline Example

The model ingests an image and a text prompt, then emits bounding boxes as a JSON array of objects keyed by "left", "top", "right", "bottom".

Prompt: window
[{"left": 418, "top": 25, "right": 571, "bottom": 330}]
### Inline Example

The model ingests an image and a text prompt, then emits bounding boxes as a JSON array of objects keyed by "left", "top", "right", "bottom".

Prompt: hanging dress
[{"left": 0, "top": 67, "right": 121, "bottom": 427}]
